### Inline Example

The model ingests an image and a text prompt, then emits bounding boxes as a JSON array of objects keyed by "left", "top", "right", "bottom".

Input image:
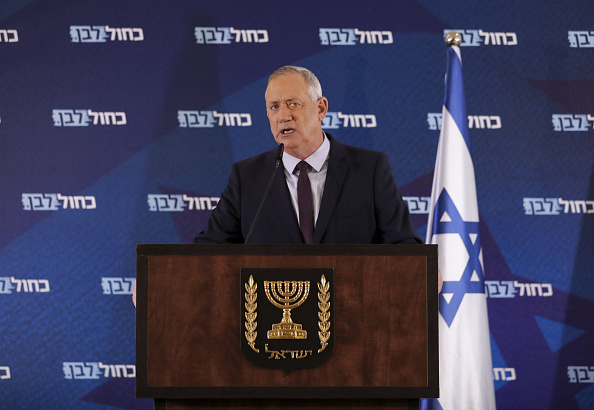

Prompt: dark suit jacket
[{"left": 194, "top": 134, "right": 422, "bottom": 244}]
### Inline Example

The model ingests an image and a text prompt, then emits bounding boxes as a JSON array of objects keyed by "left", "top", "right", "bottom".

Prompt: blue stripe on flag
[
  {"left": 444, "top": 47, "right": 470, "bottom": 149},
  {"left": 421, "top": 396, "right": 445, "bottom": 410}
]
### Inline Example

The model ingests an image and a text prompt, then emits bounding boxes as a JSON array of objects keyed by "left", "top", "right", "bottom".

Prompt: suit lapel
[
  {"left": 313, "top": 135, "right": 348, "bottom": 243},
  {"left": 269, "top": 156, "right": 304, "bottom": 243}
]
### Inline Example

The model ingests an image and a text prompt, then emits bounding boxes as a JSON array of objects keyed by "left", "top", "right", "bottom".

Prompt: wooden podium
[{"left": 136, "top": 244, "right": 438, "bottom": 409}]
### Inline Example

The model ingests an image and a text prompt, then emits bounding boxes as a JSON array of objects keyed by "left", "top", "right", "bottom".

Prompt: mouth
[{"left": 280, "top": 128, "right": 295, "bottom": 135}]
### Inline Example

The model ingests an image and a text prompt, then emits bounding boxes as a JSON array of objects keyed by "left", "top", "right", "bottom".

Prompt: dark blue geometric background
[{"left": 1, "top": 1, "right": 592, "bottom": 408}]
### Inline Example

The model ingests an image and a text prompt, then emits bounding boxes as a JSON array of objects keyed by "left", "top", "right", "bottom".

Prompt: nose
[{"left": 277, "top": 104, "right": 292, "bottom": 122}]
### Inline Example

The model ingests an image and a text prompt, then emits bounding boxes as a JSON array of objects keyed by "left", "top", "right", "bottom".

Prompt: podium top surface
[{"left": 137, "top": 243, "right": 437, "bottom": 257}]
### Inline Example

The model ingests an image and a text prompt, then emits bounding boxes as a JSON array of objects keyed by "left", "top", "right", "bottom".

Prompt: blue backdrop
[{"left": 1, "top": 1, "right": 593, "bottom": 408}]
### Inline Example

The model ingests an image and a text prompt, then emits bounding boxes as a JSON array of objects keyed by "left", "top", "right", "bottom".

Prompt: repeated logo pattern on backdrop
[{"left": 0, "top": 1, "right": 593, "bottom": 409}]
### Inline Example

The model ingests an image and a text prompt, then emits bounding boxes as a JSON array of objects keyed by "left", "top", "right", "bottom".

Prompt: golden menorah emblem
[{"left": 264, "top": 280, "right": 310, "bottom": 339}]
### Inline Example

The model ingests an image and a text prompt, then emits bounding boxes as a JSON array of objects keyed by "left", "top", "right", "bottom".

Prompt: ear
[{"left": 317, "top": 97, "right": 329, "bottom": 121}]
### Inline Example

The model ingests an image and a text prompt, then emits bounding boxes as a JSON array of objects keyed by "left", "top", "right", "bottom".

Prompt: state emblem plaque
[{"left": 240, "top": 268, "right": 335, "bottom": 373}]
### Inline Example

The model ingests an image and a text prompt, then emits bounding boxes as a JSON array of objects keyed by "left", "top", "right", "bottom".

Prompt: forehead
[{"left": 265, "top": 73, "right": 309, "bottom": 102}]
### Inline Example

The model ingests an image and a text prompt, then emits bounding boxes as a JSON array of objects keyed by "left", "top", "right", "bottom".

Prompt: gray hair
[{"left": 268, "top": 66, "right": 323, "bottom": 101}]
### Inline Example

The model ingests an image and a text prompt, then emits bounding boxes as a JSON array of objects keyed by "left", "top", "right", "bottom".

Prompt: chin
[{"left": 277, "top": 134, "right": 295, "bottom": 144}]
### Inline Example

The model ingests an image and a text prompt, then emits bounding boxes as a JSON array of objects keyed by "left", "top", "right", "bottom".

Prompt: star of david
[{"left": 431, "top": 189, "right": 485, "bottom": 327}]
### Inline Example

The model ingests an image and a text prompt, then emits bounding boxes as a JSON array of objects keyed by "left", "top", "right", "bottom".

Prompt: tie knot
[{"left": 296, "top": 161, "right": 309, "bottom": 173}]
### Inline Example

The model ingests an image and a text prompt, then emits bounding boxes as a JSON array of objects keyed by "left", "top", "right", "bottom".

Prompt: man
[
  {"left": 133, "top": 66, "right": 429, "bottom": 306},
  {"left": 193, "top": 66, "right": 422, "bottom": 245}
]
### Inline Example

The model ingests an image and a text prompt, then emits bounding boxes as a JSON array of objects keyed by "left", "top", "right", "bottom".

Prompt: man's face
[{"left": 265, "top": 73, "right": 328, "bottom": 159}]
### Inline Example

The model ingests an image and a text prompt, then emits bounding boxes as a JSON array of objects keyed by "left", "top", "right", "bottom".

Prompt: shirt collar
[{"left": 282, "top": 133, "right": 331, "bottom": 173}]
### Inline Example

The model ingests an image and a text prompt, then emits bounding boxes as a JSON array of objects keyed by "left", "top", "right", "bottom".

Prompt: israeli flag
[{"left": 422, "top": 44, "right": 496, "bottom": 410}]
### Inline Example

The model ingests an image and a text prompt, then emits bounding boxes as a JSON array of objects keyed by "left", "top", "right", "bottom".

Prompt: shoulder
[
  {"left": 327, "top": 133, "right": 387, "bottom": 164},
  {"left": 233, "top": 147, "right": 278, "bottom": 171}
]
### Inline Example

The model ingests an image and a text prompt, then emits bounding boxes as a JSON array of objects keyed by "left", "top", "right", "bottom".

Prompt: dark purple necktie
[{"left": 296, "top": 161, "right": 314, "bottom": 244}]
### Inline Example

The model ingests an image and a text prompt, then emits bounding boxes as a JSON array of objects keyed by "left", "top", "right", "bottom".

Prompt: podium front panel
[{"left": 136, "top": 244, "right": 438, "bottom": 399}]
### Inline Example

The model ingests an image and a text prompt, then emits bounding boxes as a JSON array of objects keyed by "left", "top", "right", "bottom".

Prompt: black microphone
[{"left": 244, "top": 143, "right": 284, "bottom": 244}]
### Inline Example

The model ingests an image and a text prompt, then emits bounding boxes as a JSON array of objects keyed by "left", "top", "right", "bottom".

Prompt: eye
[
  {"left": 289, "top": 101, "right": 301, "bottom": 109},
  {"left": 269, "top": 104, "right": 279, "bottom": 111}
]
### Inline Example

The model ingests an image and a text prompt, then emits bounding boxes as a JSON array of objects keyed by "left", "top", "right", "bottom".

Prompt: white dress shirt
[{"left": 281, "top": 135, "right": 331, "bottom": 227}]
